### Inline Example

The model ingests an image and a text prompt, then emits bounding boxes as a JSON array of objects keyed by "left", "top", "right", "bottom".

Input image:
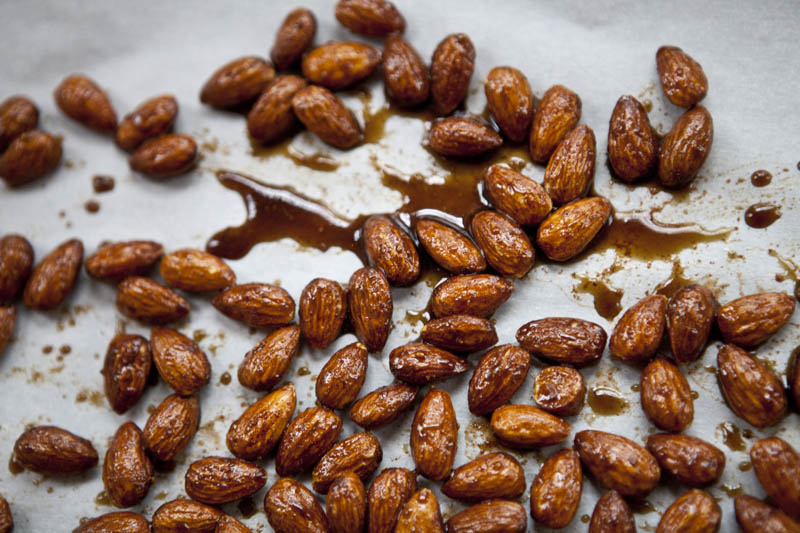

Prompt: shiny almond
[
  {"left": 200, "top": 56, "right": 275, "bottom": 108},
  {"left": 73, "top": 512, "right": 150, "bottom": 533},
  {"left": 327, "top": 472, "right": 366, "bottom": 533},
  {"left": 415, "top": 218, "right": 485, "bottom": 274},
  {"left": 151, "top": 498, "right": 222, "bottom": 533},
  {"left": 640, "top": 357, "right": 694, "bottom": 432},
  {"left": 185, "top": 456, "right": 266, "bottom": 505},
  {"left": 363, "top": 215, "right": 420, "bottom": 285},
  {"left": 143, "top": 393, "right": 200, "bottom": 462},
  {"left": 389, "top": 342, "right": 470, "bottom": 384},
  {"left": 543, "top": 124, "right": 596, "bottom": 205},
  {"left": 0, "top": 306, "right": 15, "bottom": 356},
  {"left": 299, "top": 277, "right": 347, "bottom": 349},
  {"left": 607, "top": 94, "right": 658, "bottom": 182},
  {"left": 529, "top": 84, "right": 581, "bottom": 163},
  {"left": 750, "top": 436, "right": 800, "bottom": 521},
  {"left": 13, "top": 425, "right": 98, "bottom": 474},
  {"left": 292, "top": 85, "right": 362, "bottom": 149},
  {"left": 657, "top": 105, "right": 713, "bottom": 188},
  {"left": 430, "top": 33, "right": 475, "bottom": 115},
  {"left": 0, "top": 234, "right": 34, "bottom": 301},
  {"left": 470, "top": 209, "right": 534, "bottom": 278},
  {"left": 490, "top": 404, "right": 570, "bottom": 448},
  {"left": 265, "top": 478, "right": 329, "bottom": 533},
  {"left": 411, "top": 388, "right": 458, "bottom": 481},
  {"left": 85, "top": 240, "right": 163, "bottom": 283},
  {"left": 115, "top": 94, "right": 178, "bottom": 151},
  {"left": 734, "top": 494, "right": 800, "bottom": 533},
  {"left": 516, "top": 316, "right": 607, "bottom": 366},
  {"left": 348, "top": 266, "right": 393, "bottom": 352},
  {"left": 446, "top": 500, "right": 527, "bottom": 533},
  {"left": 609, "top": 294, "right": 667, "bottom": 364},
  {"left": 366, "top": 467, "right": 416, "bottom": 533},
  {"left": 159, "top": 248, "right": 235, "bottom": 292},
  {"left": 382, "top": 34, "right": 429, "bottom": 108},
  {"left": 0, "top": 95, "right": 38, "bottom": 151},
  {"left": 442, "top": 452, "right": 526, "bottom": 502},
  {"left": 589, "top": 490, "right": 636, "bottom": 533},
  {"left": 468, "top": 344, "right": 531, "bottom": 415},
  {"left": 667, "top": 284, "right": 716, "bottom": 363},
  {"left": 530, "top": 449, "right": 582, "bottom": 529},
  {"left": 484, "top": 66, "right": 533, "bottom": 142},
  {"left": 102, "top": 333, "right": 151, "bottom": 414},
  {"left": 483, "top": 164, "right": 553, "bottom": 227},
  {"left": 302, "top": 41, "right": 381, "bottom": 90},
  {"left": 23, "top": 238, "right": 83, "bottom": 310},
  {"left": 102, "top": 422, "right": 154, "bottom": 508},
  {"left": 247, "top": 75, "right": 307, "bottom": 144},
  {"left": 116, "top": 277, "right": 189, "bottom": 324},
  {"left": 275, "top": 406, "right": 342, "bottom": 476},
  {"left": 270, "top": 8, "right": 317, "bottom": 71},
  {"left": 238, "top": 325, "right": 300, "bottom": 392},
  {"left": 213, "top": 282, "right": 295, "bottom": 328},
  {"left": 428, "top": 117, "right": 502, "bottom": 157},
  {"left": 717, "top": 291, "right": 795, "bottom": 347},
  {"left": 226, "top": 383, "right": 295, "bottom": 461},
  {"left": 316, "top": 342, "right": 368, "bottom": 409},
  {"left": 430, "top": 274, "right": 514, "bottom": 318},
  {"left": 533, "top": 365, "right": 587, "bottom": 416},
  {"left": 312, "top": 432, "right": 383, "bottom": 493},
  {"left": 395, "top": 489, "right": 444, "bottom": 533},
  {"left": 129, "top": 133, "right": 198, "bottom": 179},
  {"left": 335, "top": 0, "right": 405, "bottom": 36},
  {"left": 536, "top": 196, "right": 611, "bottom": 261},
  {"left": 0, "top": 130, "right": 62, "bottom": 187},
  {"left": 646, "top": 433, "right": 725, "bottom": 487},
  {"left": 656, "top": 45, "right": 708, "bottom": 108},
  {"left": 349, "top": 382, "right": 418, "bottom": 430},
  {"left": 150, "top": 326, "right": 211, "bottom": 395},
  {"left": 420, "top": 314, "right": 497, "bottom": 353},
  {"left": 54, "top": 74, "right": 117, "bottom": 132},
  {"left": 656, "top": 489, "right": 720, "bottom": 533}
]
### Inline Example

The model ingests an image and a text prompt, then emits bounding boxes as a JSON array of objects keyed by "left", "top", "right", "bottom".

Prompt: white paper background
[{"left": 1, "top": 0, "right": 799, "bottom": 531}]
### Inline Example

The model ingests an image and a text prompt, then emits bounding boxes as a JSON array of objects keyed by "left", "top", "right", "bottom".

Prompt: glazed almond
[
  {"left": 13, "top": 425, "right": 98, "bottom": 473},
  {"left": 115, "top": 94, "right": 178, "bottom": 151},
  {"left": 270, "top": 8, "right": 317, "bottom": 71},
  {"left": 656, "top": 45, "right": 708, "bottom": 108},
  {"left": 159, "top": 249, "right": 235, "bottom": 292},
  {"left": 446, "top": 500, "right": 527, "bottom": 533},
  {"left": 73, "top": 512, "right": 150, "bottom": 533},
  {"left": 316, "top": 342, "right": 368, "bottom": 409},
  {"left": 530, "top": 449, "right": 582, "bottom": 529},
  {"left": 533, "top": 365, "right": 586, "bottom": 416},
  {"left": 470, "top": 209, "right": 534, "bottom": 278},
  {"left": 265, "top": 478, "right": 329, "bottom": 533},
  {"left": 750, "top": 437, "right": 800, "bottom": 521},
  {"left": 490, "top": 404, "right": 570, "bottom": 448},
  {"left": 484, "top": 66, "right": 533, "bottom": 142},
  {"left": 667, "top": 284, "right": 716, "bottom": 363},
  {"left": 734, "top": 494, "right": 800, "bottom": 533},
  {"left": 717, "top": 291, "right": 795, "bottom": 347},
  {"left": 185, "top": 456, "right": 266, "bottom": 505},
  {"left": 0, "top": 234, "right": 34, "bottom": 301},
  {"left": 516, "top": 317, "right": 607, "bottom": 366},
  {"left": 117, "top": 277, "right": 189, "bottom": 324},
  {"left": 536, "top": 196, "right": 611, "bottom": 261},
  {"left": 302, "top": 41, "right": 381, "bottom": 90},
  {"left": 428, "top": 117, "right": 502, "bottom": 157},
  {"left": 468, "top": 344, "right": 531, "bottom": 415},
  {"left": 543, "top": 124, "right": 596, "bottom": 205},
  {"left": 792, "top": 353, "right": 800, "bottom": 415},
  {"left": 382, "top": 35, "right": 429, "bottom": 108},
  {"left": 483, "top": 165, "right": 553, "bottom": 227},
  {"left": 292, "top": 85, "right": 362, "bottom": 149},
  {"left": 0, "top": 130, "right": 62, "bottom": 187},
  {"left": 213, "top": 282, "right": 295, "bottom": 328},
  {"left": 411, "top": 388, "right": 458, "bottom": 481},
  {"left": 312, "top": 432, "right": 383, "bottom": 493},
  {"left": 327, "top": 473, "right": 366, "bottom": 533},
  {"left": 226, "top": 383, "right": 295, "bottom": 461},
  {"left": 717, "top": 343, "right": 786, "bottom": 428},
  {"left": 150, "top": 327, "right": 211, "bottom": 396},
  {"left": 143, "top": 393, "right": 200, "bottom": 462},
  {"left": 23, "top": 238, "right": 83, "bottom": 310},
  {"left": 589, "top": 490, "right": 636, "bottom": 533},
  {"left": 350, "top": 383, "right": 418, "bottom": 430},
  {"left": 238, "top": 325, "right": 300, "bottom": 392},
  {"left": 247, "top": 75, "right": 307, "bottom": 145},
  {"left": 0, "top": 306, "right": 14, "bottom": 356},
  {"left": 421, "top": 314, "right": 497, "bottom": 353},
  {"left": 646, "top": 433, "right": 725, "bottom": 487},
  {"left": 389, "top": 342, "right": 470, "bottom": 385},
  {"left": 348, "top": 267, "right": 392, "bottom": 352},
  {"left": 640, "top": 358, "right": 694, "bottom": 432},
  {"left": 335, "top": 0, "right": 405, "bottom": 36},
  {"left": 216, "top": 515, "right": 252, "bottom": 533},
  {"left": 415, "top": 218, "right": 485, "bottom": 275},
  {"left": 607, "top": 95, "right": 658, "bottom": 182},
  {"left": 54, "top": 74, "right": 117, "bottom": 132},
  {"left": 363, "top": 215, "right": 420, "bottom": 285},
  {"left": 275, "top": 406, "right": 342, "bottom": 476},
  {"left": 85, "top": 240, "right": 163, "bottom": 283},
  {"left": 657, "top": 106, "right": 713, "bottom": 188},
  {"left": 103, "top": 333, "right": 152, "bottom": 414},
  {"left": 299, "top": 277, "right": 347, "bottom": 349},
  {"left": 0, "top": 95, "right": 38, "bottom": 151},
  {"left": 366, "top": 467, "right": 416, "bottom": 533},
  {"left": 609, "top": 294, "right": 667, "bottom": 364},
  {"left": 529, "top": 84, "right": 581, "bottom": 163},
  {"left": 442, "top": 452, "right": 526, "bottom": 502},
  {"left": 656, "top": 489, "right": 720, "bottom": 533},
  {"left": 129, "top": 133, "right": 198, "bottom": 179},
  {"left": 430, "top": 274, "right": 514, "bottom": 318},
  {"left": 200, "top": 56, "right": 275, "bottom": 108},
  {"left": 430, "top": 33, "right": 475, "bottom": 115},
  {"left": 152, "top": 498, "right": 222, "bottom": 533},
  {"left": 395, "top": 489, "right": 444, "bottom": 533},
  {"left": 103, "top": 422, "right": 154, "bottom": 508}
]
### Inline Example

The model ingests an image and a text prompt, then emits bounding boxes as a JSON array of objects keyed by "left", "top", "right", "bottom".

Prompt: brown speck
[
  {"left": 220, "top": 371, "right": 232, "bottom": 385},
  {"left": 95, "top": 491, "right": 110, "bottom": 506},
  {"left": 92, "top": 175, "right": 115, "bottom": 193},
  {"left": 31, "top": 371, "right": 43, "bottom": 383},
  {"left": 85, "top": 200, "right": 100, "bottom": 214},
  {"left": 297, "top": 366, "right": 310, "bottom": 376},
  {"left": 42, "top": 345, "right": 53, "bottom": 354},
  {"left": 58, "top": 210, "right": 66, "bottom": 218},
  {"left": 59, "top": 345, "right": 71, "bottom": 355},
  {"left": 147, "top": 404, "right": 156, "bottom": 414}
]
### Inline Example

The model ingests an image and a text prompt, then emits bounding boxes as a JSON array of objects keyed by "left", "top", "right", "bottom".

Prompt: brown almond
[
  {"left": 446, "top": 500, "right": 527, "bottom": 533},
  {"left": 335, "top": 0, "right": 405, "bottom": 36},
  {"left": 430, "top": 33, "right": 475, "bottom": 115},
  {"left": 85, "top": 240, "right": 164, "bottom": 283},
  {"left": 159, "top": 249, "right": 235, "bottom": 292},
  {"left": 103, "top": 422, "right": 154, "bottom": 508},
  {"left": 442, "top": 452, "right": 525, "bottom": 502},
  {"left": 200, "top": 56, "right": 275, "bottom": 108},
  {"left": 609, "top": 294, "right": 668, "bottom": 364},
  {"left": 0, "top": 130, "right": 62, "bottom": 187},
  {"left": 73, "top": 512, "right": 150, "bottom": 533},
  {"left": 640, "top": 357, "right": 694, "bottom": 432},
  {"left": 300, "top": 277, "right": 347, "bottom": 349},
  {"left": 490, "top": 404, "right": 570, "bottom": 448},
  {"left": 468, "top": 344, "right": 531, "bottom": 415},
  {"left": 646, "top": 433, "right": 726, "bottom": 487},
  {"left": 152, "top": 498, "right": 222, "bottom": 533},
  {"left": 382, "top": 34, "right": 429, "bottom": 108},
  {"left": 363, "top": 216, "right": 420, "bottom": 285},
  {"left": 530, "top": 449, "right": 582, "bottom": 529},
  {"left": 656, "top": 45, "right": 708, "bottom": 108},
  {"left": 483, "top": 164, "right": 553, "bottom": 227},
  {"left": 150, "top": 327, "right": 210, "bottom": 395},
  {"left": 247, "top": 75, "right": 307, "bottom": 144},
  {"left": 420, "top": 314, "right": 497, "bottom": 353},
  {"left": 348, "top": 267, "right": 393, "bottom": 352},
  {"left": 395, "top": 489, "right": 444, "bottom": 533},
  {"left": 574, "top": 430, "right": 661, "bottom": 499},
  {"left": 430, "top": 274, "right": 514, "bottom": 318},
  {"left": 607, "top": 94, "right": 659, "bottom": 182},
  {"left": 327, "top": 472, "right": 367, "bottom": 533},
  {"left": 717, "top": 343, "right": 787, "bottom": 428},
  {"left": 102, "top": 333, "right": 152, "bottom": 414},
  {"left": 411, "top": 388, "right": 458, "bottom": 481},
  {"left": 543, "top": 124, "right": 596, "bottom": 205},
  {"left": 292, "top": 85, "right": 362, "bottom": 149},
  {"left": 589, "top": 490, "right": 636, "bottom": 533},
  {"left": 657, "top": 106, "right": 713, "bottom": 188},
  {"left": 349, "top": 382, "right": 418, "bottom": 430},
  {"left": 312, "top": 432, "right": 383, "bottom": 493},
  {"left": 734, "top": 494, "right": 800, "bottom": 533},
  {"left": 389, "top": 342, "right": 470, "bottom": 384},
  {"left": 366, "top": 467, "right": 416, "bottom": 533},
  {"left": 115, "top": 94, "right": 178, "bottom": 151},
  {"left": 415, "top": 218, "right": 485, "bottom": 275},
  {"left": 667, "top": 284, "right": 716, "bottom": 363},
  {"left": 238, "top": 325, "right": 300, "bottom": 392},
  {"left": 533, "top": 365, "right": 586, "bottom": 416},
  {"left": 270, "top": 8, "right": 317, "bottom": 71},
  {"left": 0, "top": 234, "right": 34, "bottom": 301},
  {"left": 717, "top": 292, "right": 795, "bottom": 348},
  {"left": 302, "top": 41, "right": 381, "bottom": 91},
  {"left": 185, "top": 456, "right": 266, "bottom": 505},
  {"left": 536, "top": 196, "right": 612, "bottom": 261},
  {"left": 792, "top": 351, "right": 800, "bottom": 413},
  {"left": 751, "top": 437, "right": 800, "bottom": 521},
  {"left": 0, "top": 95, "right": 38, "bottom": 151},
  {"left": 316, "top": 342, "right": 368, "bottom": 409},
  {"left": 215, "top": 515, "right": 252, "bottom": 533},
  {"left": 428, "top": 117, "right": 502, "bottom": 157},
  {"left": 226, "top": 383, "right": 295, "bottom": 461},
  {"left": 129, "top": 133, "right": 197, "bottom": 179},
  {"left": 143, "top": 393, "right": 200, "bottom": 462},
  {"left": 656, "top": 489, "right": 720, "bottom": 533},
  {"left": 470, "top": 209, "right": 534, "bottom": 278},
  {"left": 116, "top": 277, "right": 189, "bottom": 324},
  {"left": 516, "top": 316, "right": 607, "bottom": 366},
  {"left": 265, "top": 478, "right": 329, "bottom": 533},
  {"left": 529, "top": 84, "right": 581, "bottom": 163},
  {"left": 484, "top": 66, "right": 533, "bottom": 142},
  {"left": 275, "top": 406, "right": 342, "bottom": 476},
  {"left": 213, "top": 282, "right": 295, "bottom": 328},
  {"left": 0, "top": 306, "right": 15, "bottom": 356},
  {"left": 54, "top": 74, "right": 117, "bottom": 132},
  {"left": 13, "top": 425, "right": 98, "bottom": 473},
  {"left": 23, "top": 238, "right": 82, "bottom": 310}
]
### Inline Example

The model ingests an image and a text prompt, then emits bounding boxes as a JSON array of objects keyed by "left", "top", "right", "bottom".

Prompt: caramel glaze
[{"left": 744, "top": 203, "right": 781, "bottom": 228}]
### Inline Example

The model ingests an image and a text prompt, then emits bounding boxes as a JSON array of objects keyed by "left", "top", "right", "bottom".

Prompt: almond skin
[
  {"left": 185, "top": 456, "right": 266, "bottom": 505},
  {"left": 226, "top": 383, "right": 295, "bottom": 461},
  {"left": 717, "top": 343, "right": 787, "bottom": 428},
  {"left": 0, "top": 130, "right": 62, "bottom": 187},
  {"left": 430, "top": 274, "right": 514, "bottom": 318},
  {"left": 483, "top": 164, "right": 553, "bottom": 227},
  {"left": 430, "top": 33, "right": 475, "bottom": 115},
  {"left": 609, "top": 294, "right": 668, "bottom": 364},
  {"left": 640, "top": 357, "right": 694, "bottom": 432},
  {"left": 415, "top": 218, "right": 486, "bottom": 274},
  {"left": 468, "top": 344, "right": 531, "bottom": 415},
  {"left": 446, "top": 500, "right": 527, "bottom": 533},
  {"left": 247, "top": 75, "right": 307, "bottom": 144},
  {"left": 213, "top": 282, "right": 295, "bottom": 328},
  {"left": 302, "top": 41, "right": 381, "bottom": 90},
  {"left": 335, "top": 0, "right": 405, "bottom": 36},
  {"left": 270, "top": 8, "right": 317, "bottom": 71},
  {"left": 367, "top": 467, "right": 416, "bottom": 533},
  {"left": 265, "top": 478, "right": 329, "bottom": 533},
  {"left": 0, "top": 306, "right": 15, "bottom": 356},
  {"left": 656, "top": 489, "right": 720, "bottom": 533},
  {"left": 442, "top": 452, "right": 526, "bottom": 502},
  {"left": 275, "top": 406, "right": 342, "bottom": 476},
  {"left": 717, "top": 292, "right": 795, "bottom": 348},
  {"left": 312, "top": 432, "right": 383, "bottom": 493},
  {"left": 238, "top": 325, "right": 300, "bottom": 392},
  {"left": 115, "top": 94, "right": 178, "bottom": 151},
  {"left": 200, "top": 56, "right": 275, "bottom": 108},
  {"left": 667, "top": 284, "right": 716, "bottom": 363},
  {"left": 13, "top": 425, "right": 98, "bottom": 473},
  {"left": 607, "top": 94, "right": 659, "bottom": 182},
  {"left": 327, "top": 473, "right": 367, "bottom": 533},
  {"left": 129, "top": 133, "right": 198, "bottom": 179},
  {"left": 300, "top": 277, "right": 347, "bottom": 349},
  {"left": 529, "top": 84, "right": 581, "bottom": 163},
  {"left": 159, "top": 249, "right": 235, "bottom": 292},
  {"left": 657, "top": 106, "right": 714, "bottom": 188},
  {"left": 421, "top": 314, "right": 497, "bottom": 353},
  {"left": 390, "top": 342, "right": 470, "bottom": 385},
  {"left": 103, "top": 422, "right": 154, "bottom": 508},
  {"left": 316, "top": 342, "right": 368, "bottom": 410},
  {"left": 0, "top": 234, "right": 34, "bottom": 302},
  {"left": 349, "top": 383, "right": 419, "bottom": 430},
  {"left": 363, "top": 215, "right": 421, "bottom": 285},
  {"left": 395, "top": 489, "right": 444, "bottom": 533},
  {"left": 751, "top": 437, "right": 800, "bottom": 521},
  {"left": 484, "top": 66, "right": 533, "bottom": 142},
  {"left": 533, "top": 365, "right": 586, "bottom": 416},
  {"left": 543, "top": 124, "right": 596, "bottom": 205},
  {"left": 216, "top": 515, "right": 252, "bottom": 533},
  {"left": 103, "top": 333, "right": 152, "bottom": 414},
  {"left": 530, "top": 449, "right": 582, "bottom": 529},
  {"left": 152, "top": 498, "right": 222, "bottom": 533},
  {"left": 428, "top": 117, "right": 502, "bottom": 157},
  {"left": 536, "top": 196, "right": 612, "bottom": 261},
  {"left": 143, "top": 393, "right": 200, "bottom": 462},
  {"left": 574, "top": 430, "right": 661, "bottom": 499},
  {"left": 348, "top": 267, "right": 393, "bottom": 352},
  {"left": 85, "top": 240, "right": 164, "bottom": 283},
  {"left": 0, "top": 95, "right": 38, "bottom": 151},
  {"left": 23, "top": 238, "right": 83, "bottom": 310},
  {"left": 150, "top": 327, "right": 211, "bottom": 395},
  {"left": 656, "top": 45, "right": 708, "bottom": 108},
  {"left": 382, "top": 34, "right": 429, "bottom": 108},
  {"left": 734, "top": 494, "right": 800, "bottom": 533},
  {"left": 470, "top": 209, "right": 535, "bottom": 278},
  {"left": 411, "top": 388, "right": 458, "bottom": 481},
  {"left": 116, "top": 277, "right": 189, "bottom": 324},
  {"left": 589, "top": 490, "right": 636, "bottom": 533},
  {"left": 54, "top": 74, "right": 117, "bottom": 132},
  {"left": 292, "top": 85, "right": 362, "bottom": 149},
  {"left": 516, "top": 317, "right": 607, "bottom": 366},
  {"left": 490, "top": 404, "right": 570, "bottom": 448},
  {"left": 73, "top": 512, "right": 150, "bottom": 533},
  {"left": 646, "top": 433, "right": 725, "bottom": 487}
]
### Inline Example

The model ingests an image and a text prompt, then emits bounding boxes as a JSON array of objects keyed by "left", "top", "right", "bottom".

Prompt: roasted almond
[
  {"left": 470, "top": 209, "right": 534, "bottom": 278},
  {"left": 0, "top": 130, "right": 62, "bottom": 187},
  {"left": 312, "top": 432, "right": 383, "bottom": 493},
  {"left": 348, "top": 266, "right": 393, "bottom": 352},
  {"left": 395, "top": 489, "right": 444, "bottom": 533},
  {"left": 73, "top": 512, "right": 150, "bottom": 533},
  {"left": 102, "top": 333, "right": 152, "bottom": 414},
  {"left": 150, "top": 327, "right": 211, "bottom": 395},
  {"left": 152, "top": 498, "right": 222, "bottom": 533},
  {"left": 516, "top": 317, "right": 607, "bottom": 366},
  {"left": 734, "top": 494, "right": 800, "bottom": 533},
  {"left": 0, "top": 306, "right": 15, "bottom": 356},
  {"left": 430, "top": 274, "right": 514, "bottom": 318},
  {"left": 247, "top": 75, "right": 307, "bottom": 145},
  {"left": 646, "top": 433, "right": 725, "bottom": 487},
  {"left": 13, "top": 425, "right": 98, "bottom": 473},
  {"left": 483, "top": 164, "right": 553, "bottom": 227},
  {"left": 382, "top": 34, "right": 429, "bottom": 108},
  {"left": 657, "top": 106, "right": 714, "bottom": 188},
  {"left": 85, "top": 240, "right": 164, "bottom": 283},
  {"left": 349, "top": 382, "right": 418, "bottom": 430},
  {"left": 751, "top": 436, "right": 800, "bottom": 521},
  {"left": 390, "top": 342, "right": 470, "bottom": 384},
  {"left": 607, "top": 94, "right": 659, "bottom": 182},
  {"left": 23, "top": 238, "right": 82, "bottom": 310},
  {"left": 717, "top": 343, "right": 786, "bottom": 428},
  {"left": 159, "top": 249, "right": 235, "bottom": 292},
  {"left": 200, "top": 56, "right": 275, "bottom": 108},
  {"left": 129, "top": 133, "right": 197, "bottom": 179},
  {"left": 656, "top": 45, "right": 708, "bottom": 108},
  {"left": 335, "top": 0, "right": 405, "bottom": 36},
  {"left": 185, "top": 456, "right": 266, "bottom": 505},
  {"left": 446, "top": 500, "right": 527, "bottom": 533},
  {"left": 143, "top": 393, "right": 200, "bottom": 462},
  {"left": 792, "top": 351, "right": 800, "bottom": 412},
  {"left": 270, "top": 8, "right": 317, "bottom": 71},
  {"left": 468, "top": 344, "right": 531, "bottom": 415},
  {"left": 366, "top": 467, "right": 416, "bottom": 533},
  {"left": 316, "top": 342, "right": 368, "bottom": 409},
  {"left": 656, "top": 489, "right": 720, "bottom": 533},
  {"left": 490, "top": 404, "right": 570, "bottom": 448},
  {"left": 609, "top": 294, "right": 668, "bottom": 364},
  {"left": 103, "top": 421, "right": 154, "bottom": 508},
  {"left": 117, "top": 277, "right": 189, "bottom": 324},
  {"left": 484, "top": 66, "right": 533, "bottom": 142},
  {"left": 543, "top": 124, "right": 596, "bottom": 205},
  {"left": 226, "top": 383, "right": 295, "bottom": 461},
  {"left": 589, "top": 490, "right": 636, "bottom": 533},
  {"left": 265, "top": 478, "right": 329, "bottom": 533},
  {"left": 428, "top": 117, "right": 502, "bottom": 157},
  {"left": 530, "top": 449, "right": 582, "bottom": 529},
  {"left": 430, "top": 33, "right": 475, "bottom": 115},
  {"left": 411, "top": 388, "right": 458, "bottom": 481},
  {"left": 238, "top": 325, "right": 300, "bottom": 392},
  {"left": 421, "top": 314, "right": 497, "bottom": 353},
  {"left": 302, "top": 41, "right": 381, "bottom": 90},
  {"left": 275, "top": 406, "right": 342, "bottom": 476},
  {"left": 299, "top": 277, "right": 347, "bottom": 349},
  {"left": 215, "top": 515, "right": 252, "bottom": 533},
  {"left": 415, "top": 218, "right": 485, "bottom": 274},
  {"left": 0, "top": 234, "right": 34, "bottom": 301},
  {"left": 0, "top": 95, "right": 38, "bottom": 151},
  {"left": 529, "top": 84, "right": 581, "bottom": 163},
  {"left": 327, "top": 472, "right": 367, "bottom": 533},
  {"left": 115, "top": 94, "right": 178, "bottom": 151},
  {"left": 536, "top": 196, "right": 612, "bottom": 261},
  {"left": 363, "top": 215, "right": 420, "bottom": 285},
  {"left": 640, "top": 357, "right": 694, "bottom": 432},
  {"left": 54, "top": 74, "right": 117, "bottom": 132},
  {"left": 213, "top": 282, "right": 295, "bottom": 328},
  {"left": 717, "top": 292, "right": 795, "bottom": 347},
  {"left": 533, "top": 365, "right": 586, "bottom": 416},
  {"left": 292, "top": 85, "right": 362, "bottom": 149},
  {"left": 667, "top": 284, "right": 716, "bottom": 363},
  {"left": 442, "top": 452, "right": 525, "bottom": 502}
]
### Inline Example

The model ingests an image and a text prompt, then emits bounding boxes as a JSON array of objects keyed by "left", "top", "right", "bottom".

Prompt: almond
[
  {"left": 382, "top": 34, "right": 429, "bottom": 108},
  {"left": 247, "top": 75, "right": 307, "bottom": 144},
  {"left": 390, "top": 342, "right": 470, "bottom": 384},
  {"left": 150, "top": 326, "right": 211, "bottom": 395},
  {"left": 734, "top": 494, "right": 800, "bottom": 533},
  {"left": 717, "top": 343, "right": 786, "bottom": 428},
  {"left": 609, "top": 294, "right": 668, "bottom": 364},
  {"left": 468, "top": 344, "right": 531, "bottom": 415},
  {"left": 143, "top": 393, "right": 200, "bottom": 462},
  {"left": 73, "top": 512, "right": 149, "bottom": 533},
  {"left": 483, "top": 164, "right": 553, "bottom": 227},
  {"left": 0, "top": 130, "right": 62, "bottom": 187},
  {"left": 349, "top": 382, "right": 419, "bottom": 430},
  {"left": 484, "top": 66, "right": 533, "bottom": 142},
  {"left": 533, "top": 365, "right": 587, "bottom": 416},
  {"left": 430, "top": 274, "right": 514, "bottom": 318},
  {"left": 646, "top": 433, "right": 725, "bottom": 487},
  {"left": 415, "top": 218, "right": 486, "bottom": 274},
  {"left": 312, "top": 432, "right": 383, "bottom": 493},
  {"left": 335, "top": 0, "right": 405, "bottom": 36},
  {"left": 490, "top": 404, "right": 570, "bottom": 448},
  {"left": 792, "top": 352, "right": 800, "bottom": 412},
  {"left": 717, "top": 291, "right": 795, "bottom": 347},
  {"left": 529, "top": 84, "right": 581, "bottom": 163},
  {"left": 470, "top": 209, "right": 534, "bottom": 278},
  {"left": 411, "top": 388, "right": 458, "bottom": 481},
  {"left": 530, "top": 449, "right": 582, "bottom": 529},
  {"left": 302, "top": 41, "right": 381, "bottom": 90},
  {"left": 226, "top": 383, "right": 295, "bottom": 461},
  {"left": 589, "top": 490, "right": 636, "bottom": 533},
  {"left": 292, "top": 85, "right": 362, "bottom": 149},
  {"left": 275, "top": 406, "right": 342, "bottom": 476},
  {"left": 750, "top": 437, "right": 800, "bottom": 521},
  {"left": 185, "top": 456, "right": 266, "bottom": 505},
  {"left": 23, "top": 238, "right": 82, "bottom": 310},
  {"left": 116, "top": 277, "right": 189, "bottom": 324},
  {"left": 200, "top": 56, "right": 275, "bottom": 108},
  {"left": 395, "top": 489, "right": 444, "bottom": 533},
  {"left": 574, "top": 430, "right": 660, "bottom": 499},
  {"left": 300, "top": 277, "right": 347, "bottom": 349},
  {"left": 152, "top": 498, "right": 222, "bottom": 533},
  {"left": 85, "top": 240, "right": 164, "bottom": 283},
  {"left": 428, "top": 117, "right": 502, "bottom": 157},
  {"left": 0, "top": 234, "right": 34, "bottom": 301},
  {"left": 640, "top": 357, "right": 694, "bottom": 432},
  {"left": 215, "top": 515, "right": 252, "bottom": 533},
  {"left": 367, "top": 467, "right": 416, "bottom": 533},
  {"left": 129, "top": 133, "right": 198, "bottom": 179},
  {"left": 103, "top": 422, "right": 154, "bottom": 508},
  {"left": 159, "top": 249, "right": 235, "bottom": 292},
  {"left": 348, "top": 267, "right": 392, "bottom": 352},
  {"left": 446, "top": 500, "right": 527, "bottom": 533},
  {"left": 657, "top": 106, "right": 714, "bottom": 188},
  {"left": 656, "top": 489, "right": 720, "bottom": 533},
  {"left": 265, "top": 478, "right": 329, "bottom": 533},
  {"left": 363, "top": 215, "right": 420, "bottom": 285},
  {"left": 238, "top": 325, "right": 300, "bottom": 392},
  {"left": 115, "top": 94, "right": 178, "bottom": 151},
  {"left": 516, "top": 317, "right": 607, "bottom": 366},
  {"left": 270, "top": 8, "right": 317, "bottom": 71},
  {"left": 430, "top": 33, "right": 475, "bottom": 115},
  {"left": 607, "top": 94, "right": 659, "bottom": 182},
  {"left": 102, "top": 333, "right": 152, "bottom": 414},
  {"left": 667, "top": 284, "right": 716, "bottom": 363},
  {"left": 0, "top": 95, "right": 38, "bottom": 151},
  {"left": 656, "top": 45, "right": 708, "bottom": 108},
  {"left": 213, "top": 282, "right": 295, "bottom": 328},
  {"left": 442, "top": 452, "right": 526, "bottom": 502},
  {"left": 543, "top": 124, "right": 596, "bottom": 205},
  {"left": 316, "top": 342, "right": 368, "bottom": 409},
  {"left": 13, "top": 425, "right": 97, "bottom": 473},
  {"left": 0, "top": 306, "right": 14, "bottom": 356},
  {"left": 536, "top": 196, "right": 612, "bottom": 261},
  {"left": 327, "top": 472, "right": 367, "bottom": 533},
  {"left": 54, "top": 74, "right": 117, "bottom": 132},
  {"left": 420, "top": 314, "right": 497, "bottom": 353}
]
